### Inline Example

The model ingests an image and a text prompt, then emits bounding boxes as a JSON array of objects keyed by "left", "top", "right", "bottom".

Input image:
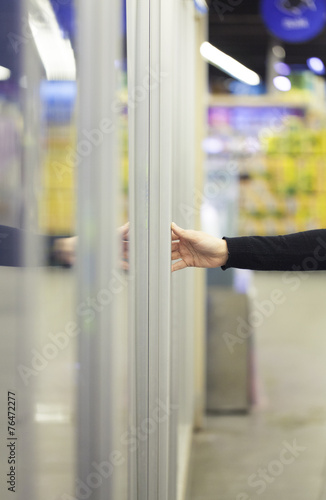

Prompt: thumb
[{"left": 171, "top": 222, "right": 186, "bottom": 238}]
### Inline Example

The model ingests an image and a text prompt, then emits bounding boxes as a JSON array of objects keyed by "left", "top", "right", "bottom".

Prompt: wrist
[{"left": 220, "top": 238, "right": 229, "bottom": 267}]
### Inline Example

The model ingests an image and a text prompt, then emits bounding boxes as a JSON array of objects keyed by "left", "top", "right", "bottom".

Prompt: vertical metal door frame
[
  {"left": 127, "top": 0, "right": 174, "bottom": 498},
  {"left": 18, "top": 0, "right": 44, "bottom": 497},
  {"left": 127, "top": 2, "right": 150, "bottom": 498},
  {"left": 171, "top": 2, "right": 196, "bottom": 499},
  {"left": 77, "top": 1, "right": 127, "bottom": 500}
]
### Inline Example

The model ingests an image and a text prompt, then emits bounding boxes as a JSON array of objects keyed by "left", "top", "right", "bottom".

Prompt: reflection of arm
[
  {"left": 222, "top": 230, "right": 326, "bottom": 271},
  {"left": 0, "top": 225, "right": 49, "bottom": 267},
  {"left": 0, "top": 225, "right": 25, "bottom": 267},
  {"left": 0, "top": 223, "right": 129, "bottom": 268}
]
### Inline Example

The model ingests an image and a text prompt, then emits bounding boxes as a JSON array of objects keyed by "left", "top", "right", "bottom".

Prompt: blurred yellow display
[
  {"left": 39, "top": 124, "right": 76, "bottom": 235},
  {"left": 239, "top": 116, "right": 326, "bottom": 235},
  {"left": 38, "top": 105, "right": 129, "bottom": 235}
]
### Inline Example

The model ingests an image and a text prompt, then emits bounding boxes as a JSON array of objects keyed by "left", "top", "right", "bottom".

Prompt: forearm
[
  {"left": 0, "top": 225, "right": 49, "bottom": 267},
  {"left": 222, "top": 229, "right": 326, "bottom": 272}
]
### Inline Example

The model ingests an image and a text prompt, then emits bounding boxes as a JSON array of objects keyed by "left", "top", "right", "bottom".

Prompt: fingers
[
  {"left": 171, "top": 230, "right": 180, "bottom": 241},
  {"left": 171, "top": 222, "right": 185, "bottom": 239},
  {"left": 119, "top": 260, "right": 129, "bottom": 271},
  {"left": 118, "top": 222, "right": 130, "bottom": 239},
  {"left": 171, "top": 259, "right": 187, "bottom": 272},
  {"left": 172, "top": 223, "right": 198, "bottom": 245},
  {"left": 171, "top": 249, "right": 181, "bottom": 260},
  {"left": 171, "top": 239, "right": 181, "bottom": 260}
]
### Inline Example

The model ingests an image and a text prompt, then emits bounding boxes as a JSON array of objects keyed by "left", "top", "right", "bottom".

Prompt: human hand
[
  {"left": 118, "top": 222, "right": 129, "bottom": 271},
  {"left": 171, "top": 222, "right": 229, "bottom": 272},
  {"left": 53, "top": 236, "right": 77, "bottom": 267},
  {"left": 52, "top": 223, "right": 130, "bottom": 270}
]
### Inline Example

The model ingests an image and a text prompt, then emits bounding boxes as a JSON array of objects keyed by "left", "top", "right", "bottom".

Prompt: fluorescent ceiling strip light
[
  {"left": 195, "top": 0, "right": 208, "bottom": 14},
  {"left": 200, "top": 41, "right": 260, "bottom": 86},
  {"left": 29, "top": 0, "right": 76, "bottom": 81},
  {"left": 0, "top": 66, "right": 11, "bottom": 80}
]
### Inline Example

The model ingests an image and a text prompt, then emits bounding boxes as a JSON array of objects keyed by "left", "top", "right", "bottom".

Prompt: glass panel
[
  {"left": 0, "top": 2, "right": 25, "bottom": 497},
  {"left": 0, "top": 1, "right": 129, "bottom": 499},
  {"left": 20, "top": 1, "right": 77, "bottom": 498},
  {"left": 76, "top": 0, "right": 129, "bottom": 499}
]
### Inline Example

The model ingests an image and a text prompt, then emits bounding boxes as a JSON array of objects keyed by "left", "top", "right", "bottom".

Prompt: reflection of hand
[
  {"left": 119, "top": 222, "right": 129, "bottom": 270},
  {"left": 53, "top": 236, "right": 77, "bottom": 267},
  {"left": 52, "top": 223, "right": 130, "bottom": 270},
  {"left": 171, "top": 222, "right": 229, "bottom": 272}
]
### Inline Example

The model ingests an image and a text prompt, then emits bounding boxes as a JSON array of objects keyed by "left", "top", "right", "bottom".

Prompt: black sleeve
[
  {"left": 0, "top": 225, "right": 48, "bottom": 267},
  {"left": 222, "top": 229, "right": 326, "bottom": 272}
]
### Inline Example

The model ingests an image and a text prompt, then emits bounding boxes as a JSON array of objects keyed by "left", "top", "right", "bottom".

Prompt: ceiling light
[
  {"left": 200, "top": 42, "right": 260, "bottom": 86},
  {"left": 28, "top": 0, "right": 76, "bottom": 81},
  {"left": 194, "top": 0, "right": 208, "bottom": 14},
  {"left": 274, "top": 62, "right": 291, "bottom": 76},
  {"left": 0, "top": 66, "right": 11, "bottom": 81},
  {"left": 19, "top": 76, "right": 27, "bottom": 88},
  {"left": 307, "top": 57, "right": 325, "bottom": 75},
  {"left": 273, "top": 76, "right": 291, "bottom": 92},
  {"left": 272, "top": 46, "right": 285, "bottom": 59},
  {"left": 202, "top": 137, "right": 224, "bottom": 154}
]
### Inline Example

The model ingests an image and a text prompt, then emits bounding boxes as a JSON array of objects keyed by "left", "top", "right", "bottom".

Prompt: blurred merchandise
[
  {"left": 205, "top": 103, "right": 326, "bottom": 236},
  {"left": 0, "top": 100, "right": 22, "bottom": 227},
  {"left": 38, "top": 81, "right": 77, "bottom": 236}
]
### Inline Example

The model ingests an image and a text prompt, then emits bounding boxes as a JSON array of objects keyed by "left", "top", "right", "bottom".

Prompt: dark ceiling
[
  {"left": 0, "top": 0, "right": 74, "bottom": 84},
  {"left": 1, "top": 0, "right": 326, "bottom": 89},
  {"left": 0, "top": 0, "right": 20, "bottom": 81},
  {"left": 208, "top": 0, "right": 326, "bottom": 87}
]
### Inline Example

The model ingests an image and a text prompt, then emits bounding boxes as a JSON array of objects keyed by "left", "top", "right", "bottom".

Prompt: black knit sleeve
[
  {"left": 221, "top": 229, "right": 326, "bottom": 272},
  {"left": 0, "top": 225, "right": 49, "bottom": 267},
  {"left": 0, "top": 225, "right": 23, "bottom": 266}
]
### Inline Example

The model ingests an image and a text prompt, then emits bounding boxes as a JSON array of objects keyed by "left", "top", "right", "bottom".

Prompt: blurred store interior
[{"left": 1, "top": 0, "right": 326, "bottom": 499}]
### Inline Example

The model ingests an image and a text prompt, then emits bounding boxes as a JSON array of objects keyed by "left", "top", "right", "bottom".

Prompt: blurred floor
[
  {"left": 2, "top": 268, "right": 326, "bottom": 499},
  {"left": 34, "top": 268, "right": 77, "bottom": 500},
  {"left": 0, "top": 267, "right": 76, "bottom": 500},
  {"left": 187, "top": 271, "right": 326, "bottom": 500}
]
